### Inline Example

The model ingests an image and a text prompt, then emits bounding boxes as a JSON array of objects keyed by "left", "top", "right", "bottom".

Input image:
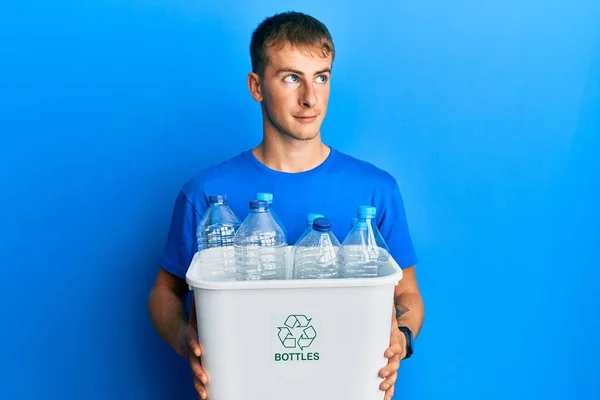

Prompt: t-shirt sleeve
[
  {"left": 159, "top": 190, "right": 203, "bottom": 279},
  {"left": 378, "top": 178, "right": 419, "bottom": 269}
]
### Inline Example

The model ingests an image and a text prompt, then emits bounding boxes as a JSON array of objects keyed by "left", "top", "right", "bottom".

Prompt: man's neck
[{"left": 252, "top": 135, "right": 331, "bottom": 173}]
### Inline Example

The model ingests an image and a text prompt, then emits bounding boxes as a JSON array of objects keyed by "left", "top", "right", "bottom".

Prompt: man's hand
[
  {"left": 379, "top": 322, "right": 407, "bottom": 400},
  {"left": 148, "top": 269, "right": 213, "bottom": 399},
  {"left": 180, "top": 320, "right": 209, "bottom": 399}
]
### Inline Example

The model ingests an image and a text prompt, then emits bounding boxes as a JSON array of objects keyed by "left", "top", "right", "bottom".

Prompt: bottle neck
[
  {"left": 355, "top": 217, "right": 373, "bottom": 231},
  {"left": 250, "top": 208, "right": 270, "bottom": 213}
]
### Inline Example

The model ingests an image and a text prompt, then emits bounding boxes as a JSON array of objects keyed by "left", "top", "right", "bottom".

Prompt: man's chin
[{"left": 284, "top": 130, "right": 320, "bottom": 142}]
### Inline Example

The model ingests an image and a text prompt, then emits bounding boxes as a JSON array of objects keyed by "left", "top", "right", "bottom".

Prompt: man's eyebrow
[
  {"left": 275, "top": 68, "right": 332, "bottom": 76},
  {"left": 315, "top": 68, "right": 332, "bottom": 75}
]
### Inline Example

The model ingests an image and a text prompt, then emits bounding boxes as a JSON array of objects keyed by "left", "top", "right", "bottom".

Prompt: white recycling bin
[{"left": 185, "top": 246, "right": 403, "bottom": 400}]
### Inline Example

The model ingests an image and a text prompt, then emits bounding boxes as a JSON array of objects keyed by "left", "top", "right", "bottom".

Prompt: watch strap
[{"left": 397, "top": 326, "right": 413, "bottom": 360}]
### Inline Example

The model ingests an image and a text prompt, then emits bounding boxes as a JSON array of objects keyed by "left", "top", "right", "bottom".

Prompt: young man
[{"left": 148, "top": 11, "right": 424, "bottom": 400}]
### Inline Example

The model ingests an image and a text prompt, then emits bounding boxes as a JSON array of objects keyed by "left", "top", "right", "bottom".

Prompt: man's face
[{"left": 254, "top": 42, "right": 332, "bottom": 141}]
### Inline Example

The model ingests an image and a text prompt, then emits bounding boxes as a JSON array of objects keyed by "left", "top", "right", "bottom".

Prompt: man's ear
[{"left": 247, "top": 72, "right": 263, "bottom": 102}]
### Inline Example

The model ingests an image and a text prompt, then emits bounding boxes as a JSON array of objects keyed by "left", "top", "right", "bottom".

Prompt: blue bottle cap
[
  {"left": 307, "top": 213, "right": 325, "bottom": 223},
  {"left": 249, "top": 200, "right": 269, "bottom": 210},
  {"left": 313, "top": 217, "right": 333, "bottom": 232},
  {"left": 357, "top": 206, "right": 376, "bottom": 219},
  {"left": 208, "top": 194, "right": 227, "bottom": 204},
  {"left": 256, "top": 192, "right": 274, "bottom": 203}
]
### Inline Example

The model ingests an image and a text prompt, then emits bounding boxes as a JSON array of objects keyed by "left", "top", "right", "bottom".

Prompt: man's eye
[
  {"left": 316, "top": 75, "right": 328, "bottom": 84},
  {"left": 284, "top": 75, "right": 299, "bottom": 83}
]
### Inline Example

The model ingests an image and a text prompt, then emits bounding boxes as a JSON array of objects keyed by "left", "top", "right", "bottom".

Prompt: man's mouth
[{"left": 294, "top": 115, "right": 318, "bottom": 122}]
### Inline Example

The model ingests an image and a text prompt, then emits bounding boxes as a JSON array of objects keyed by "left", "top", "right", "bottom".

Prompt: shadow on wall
[
  {"left": 89, "top": 89, "right": 260, "bottom": 397},
  {"left": 140, "top": 101, "right": 259, "bottom": 397}
]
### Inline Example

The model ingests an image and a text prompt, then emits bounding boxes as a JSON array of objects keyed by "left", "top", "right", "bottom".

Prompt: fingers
[
  {"left": 380, "top": 355, "right": 400, "bottom": 400},
  {"left": 384, "top": 343, "right": 404, "bottom": 359},
  {"left": 189, "top": 356, "right": 209, "bottom": 385},
  {"left": 186, "top": 322, "right": 201, "bottom": 356},
  {"left": 384, "top": 384, "right": 395, "bottom": 400},
  {"left": 194, "top": 376, "right": 208, "bottom": 400},
  {"left": 379, "top": 359, "right": 400, "bottom": 379},
  {"left": 380, "top": 370, "right": 398, "bottom": 391},
  {"left": 191, "top": 356, "right": 209, "bottom": 399},
  {"left": 188, "top": 336, "right": 202, "bottom": 358},
  {"left": 186, "top": 324, "right": 208, "bottom": 399}
]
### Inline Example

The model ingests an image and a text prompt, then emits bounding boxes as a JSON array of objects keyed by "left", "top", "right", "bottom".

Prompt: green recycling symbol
[{"left": 277, "top": 315, "right": 317, "bottom": 351}]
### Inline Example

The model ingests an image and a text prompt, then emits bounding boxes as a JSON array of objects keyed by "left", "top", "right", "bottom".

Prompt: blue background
[{"left": 1, "top": 1, "right": 598, "bottom": 399}]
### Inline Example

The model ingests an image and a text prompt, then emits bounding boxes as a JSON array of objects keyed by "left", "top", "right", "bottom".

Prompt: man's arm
[
  {"left": 393, "top": 266, "right": 424, "bottom": 338},
  {"left": 148, "top": 267, "right": 189, "bottom": 356},
  {"left": 380, "top": 265, "right": 424, "bottom": 400},
  {"left": 148, "top": 267, "right": 209, "bottom": 399}
]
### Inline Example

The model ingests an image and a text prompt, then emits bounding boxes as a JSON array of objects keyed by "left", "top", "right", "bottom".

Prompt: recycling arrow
[
  {"left": 284, "top": 314, "right": 312, "bottom": 329},
  {"left": 298, "top": 326, "right": 317, "bottom": 350},
  {"left": 278, "top": 327, "right": 296, "bottom": 348},
  {"left": 278, "top": 315, "right": 317, "bottom": 351}
]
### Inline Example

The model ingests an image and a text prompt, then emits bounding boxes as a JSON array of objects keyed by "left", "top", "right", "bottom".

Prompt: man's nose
[{"left": 299, "top": 83, "right": 318, "bottom": 108}]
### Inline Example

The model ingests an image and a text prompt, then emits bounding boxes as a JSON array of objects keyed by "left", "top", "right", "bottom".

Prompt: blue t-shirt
[{"left": 160, "top": 148, "right": 418, "bottom": 279}]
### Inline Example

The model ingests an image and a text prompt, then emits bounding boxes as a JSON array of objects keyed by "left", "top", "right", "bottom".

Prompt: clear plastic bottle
[
  {"left": 294, "top": 213, "right": 325, "bottom": 245},
  {"left": 293, "top": 217, "right": 345, "bottom": 280},
  {"left": 234, "top": 200, "right": 288, "bottom": 281},
  {"left": 195, "top": 194, "right": 241, "bottom": 281},
  {"left": 342, "top": 206, "right": 390, "bottom": 278},
  {"left": 256, "top": 192, "right": 286, "bottom": 234}
]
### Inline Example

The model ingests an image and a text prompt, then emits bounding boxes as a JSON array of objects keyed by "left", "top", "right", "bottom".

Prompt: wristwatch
[{"left": 397, "top": 326, "right": 413, "bottom": 360}]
